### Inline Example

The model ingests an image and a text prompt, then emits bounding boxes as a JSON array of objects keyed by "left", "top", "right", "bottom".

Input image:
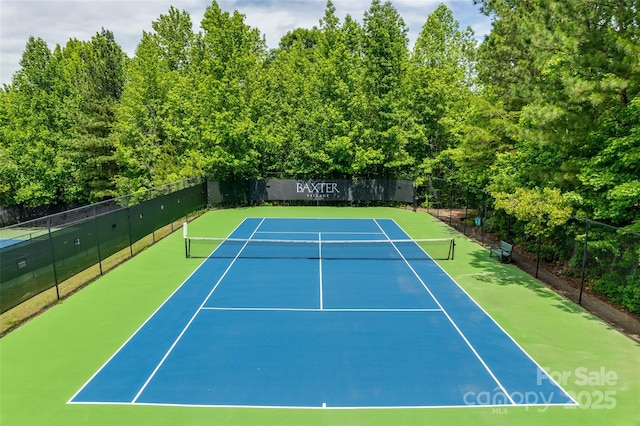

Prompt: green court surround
[{"left": 1, "top": 207, "right": 638, "bottom": 425}]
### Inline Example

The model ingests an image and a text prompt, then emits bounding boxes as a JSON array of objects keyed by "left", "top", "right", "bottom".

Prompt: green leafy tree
[
  {"left": 0, "top": 37, "right": 71, "bottom": 206},
  {"left": 407, "top": 4, "right": 477, "bottom": 181},
  {"left": 151, "top": 6, "right": 194, "bottom": 71},
  {"left": 314, "top": 2, "right": 365, "bottom": 177},
  {"left": 260, "top": 27, "right": 327, "bottom": 177},
  {"left": 494, "top": 187, "right": 573, "bottom": 238},
  {"left": 259, "top": 1, "right": 368, "bottom": 179},
  {"left": 187, "top": 0, "right": 266, "bottom": 180},
  {"left": 357, "top": 0, "right": 411, "bottom": 178},
  {"left": 113, "top": 7, "right": 196, "bottom": 193}
]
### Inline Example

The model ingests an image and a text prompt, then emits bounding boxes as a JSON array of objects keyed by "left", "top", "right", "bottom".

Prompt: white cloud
[{"left": 0, "top": 0, "right": 490, "bottom": 84}]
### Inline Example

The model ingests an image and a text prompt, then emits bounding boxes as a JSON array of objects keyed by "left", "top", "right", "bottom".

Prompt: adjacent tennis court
[{"left": 69, "top": 217, "right": 574, "bottom": 409}]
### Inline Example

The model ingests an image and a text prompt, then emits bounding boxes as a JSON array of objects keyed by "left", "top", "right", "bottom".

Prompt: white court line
[
  {"left": 373, "top": 219, "right": 516, "bottom": 405},
  {"left": 70, "top": 399, "right": 574, "bottom": 409},
  {"left": 200, "top": 307, "right": 443, "bottom": 312},
  {"left": 389, "top": 218, "right": 578, "bottom": 405},
  {"left": 67, "top": 217, "right": 251, "bottom": 405},
  {"left": 255, "top": 231, "right": 384, "bottom": 235},
  {"left": 71, "top": 217, "right": 574, "bottom": 409},
  {"left": 130, "top": 218, "right": 266, "bottom": 404},
  {"left": 318, "top": 232, "right": 324, "bottom": 310}
]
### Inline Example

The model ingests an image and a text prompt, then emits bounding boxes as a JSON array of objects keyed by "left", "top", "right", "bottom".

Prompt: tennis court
[
  {"left": 69, "top": 217, "right": 574, "bottom": 409},
  {"left": 0, "top": 227, "right": 48, "bottom": 249},
  {"left": 2, "top": 207, "right": 639, "bottom": 426},
  {"left": 0, "top": 239, "right": 22, "bottom": 249}
]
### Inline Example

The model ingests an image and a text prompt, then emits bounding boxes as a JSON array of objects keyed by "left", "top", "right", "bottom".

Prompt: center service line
[{"left": 319, "top": 232, "right": 324, "bottom": 310}]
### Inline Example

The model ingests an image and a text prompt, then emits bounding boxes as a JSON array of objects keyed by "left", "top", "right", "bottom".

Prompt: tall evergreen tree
[
  {"left": 474, "top": 0, "right": 640, "bottom": 227},
  {"left": 67, "top": 29, "right": 127, "bottom": 201}
]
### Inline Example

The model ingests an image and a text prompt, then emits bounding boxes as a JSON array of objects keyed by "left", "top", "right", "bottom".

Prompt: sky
[{"left": 0, "top": 0, "right": 492, "bottom": 85}]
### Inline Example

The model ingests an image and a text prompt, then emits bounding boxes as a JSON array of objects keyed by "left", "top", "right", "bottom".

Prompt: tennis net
[{"left": 185, "top": 236, "right": 455, "bottom": 261}]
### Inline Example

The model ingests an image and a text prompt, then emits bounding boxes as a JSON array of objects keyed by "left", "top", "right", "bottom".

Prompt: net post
[
  {"left": 451, "top": 239, "right": 455, "bottom": 261},
  {"left": 183, "top": 222, "right": 189, "bottom": 258}
]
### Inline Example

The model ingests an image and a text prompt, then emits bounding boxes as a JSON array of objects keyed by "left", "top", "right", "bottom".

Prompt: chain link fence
[
  {"left": 419, "top": 176, "right": 640, "bottom": 316},
  {"left": 0, "top": 178, "right": 207, "bottom": 314},
  {"left": 1, "top": 178, "right": 415, "bottom": 315},
  {"left": 3, "top": 176, "right": 637, "bottom": 320}
]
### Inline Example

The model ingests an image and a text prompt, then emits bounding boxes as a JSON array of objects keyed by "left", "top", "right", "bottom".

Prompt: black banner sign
[{"left": 250, "top": 179, "right": 415, "bottom": 203}]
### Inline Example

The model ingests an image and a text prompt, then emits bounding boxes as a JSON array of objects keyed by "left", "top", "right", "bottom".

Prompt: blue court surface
[
  {"left": 0, "top": 238, "right": 24, "bottom": 250},
  {"left": 69, "top": 218, "right": 576, "bottom": 409}
]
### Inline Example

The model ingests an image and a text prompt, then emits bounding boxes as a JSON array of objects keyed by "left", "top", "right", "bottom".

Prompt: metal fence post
[
  {"left": 94, "top": 204, "right": 103, "bottom": 276},
  {"left": 463, "top": 187, "right": 469, "bottom": 235},
  {"left": 578, "top": 220, "right": 589, "bottom": 305},
  {"left": 449, "top": 180, "right": 454, "bottom": 225},
  {"left": 126, "top": 195, "right": 133, "bottom": 257},
  {"left": 412, "top": 184, "right": 417, "bottom": 212},
  {"left": 535, "top": 235, "right": 541, "bottom": 278},
  {"left": 482, "top": 193, "right": 487, "bottom": 245},
  {"left": 46, "top": 217, "right": 60, "bottom": 301}
]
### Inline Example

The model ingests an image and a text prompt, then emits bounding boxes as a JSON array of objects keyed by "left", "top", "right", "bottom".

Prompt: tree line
[{"left": 1, "top": 0, "right": 638, "bottom": 234}]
